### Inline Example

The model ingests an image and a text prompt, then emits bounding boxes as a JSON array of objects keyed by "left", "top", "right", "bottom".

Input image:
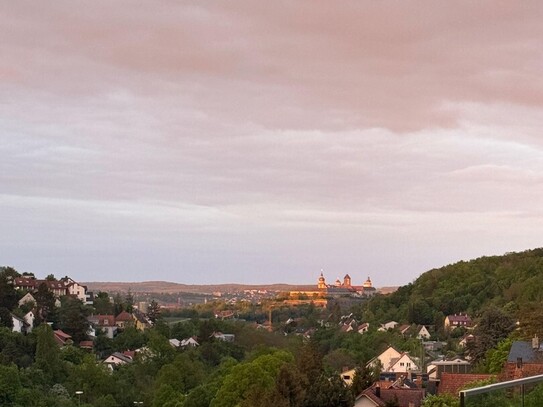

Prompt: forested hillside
[{"left": 364, "top": 248, "right": 543, "bottom": 331}]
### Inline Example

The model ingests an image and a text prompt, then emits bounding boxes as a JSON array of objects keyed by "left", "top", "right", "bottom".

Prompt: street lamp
[{"left": 75, "top": 391, "right": 83, "bottom": 406}]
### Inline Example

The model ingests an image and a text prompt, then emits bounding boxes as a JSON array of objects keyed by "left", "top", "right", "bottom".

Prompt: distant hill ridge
[
  {"left": 84, "top": 281, "right": 317, "bottom": 294},
  {"left": 85, "top": 280, "right": 397, "bottom": 295}
]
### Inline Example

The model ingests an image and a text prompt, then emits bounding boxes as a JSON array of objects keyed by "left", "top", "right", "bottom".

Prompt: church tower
[
  {"left": 317, "top": 271, "right": 327, "bottom": 289},
  {"left": 343, "top": 274, "right": 351, "bottom": 287}
]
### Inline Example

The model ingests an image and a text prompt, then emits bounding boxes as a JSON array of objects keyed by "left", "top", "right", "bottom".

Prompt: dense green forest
[{"left": 363, "top": 248, "right": 543, "bottom": 333}]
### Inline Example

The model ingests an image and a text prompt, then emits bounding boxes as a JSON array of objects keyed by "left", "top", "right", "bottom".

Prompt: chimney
[
  {"left": 375, "top": 384, "right": 381, "bottom": 398},
  {"left": 533, "top": 335, "right": 539, "bottom": 350}
]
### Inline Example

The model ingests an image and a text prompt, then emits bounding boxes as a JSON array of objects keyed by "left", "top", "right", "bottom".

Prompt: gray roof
[{"left": 507, "top": 341, "right": 543, "bottom": 363}]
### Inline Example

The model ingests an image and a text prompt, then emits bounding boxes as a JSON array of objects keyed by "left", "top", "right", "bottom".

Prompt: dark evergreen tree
[
  {"left": 0, "top": 308, "right": 13, "bottom": 330},
  {"left": 35, "top": 324, "right": 65, "bottom": 383},
  {"left": 93, "top": 292, "right": 114, "bottom": 315},
  {"left": 34, "top": 282, "right": 56, "bottom": 323},
  {"left": 57, "top": 296, "right": 90, "bottom": 344},
  {"left": 0, "top": 269, "right": 18, "bottom": 311}
]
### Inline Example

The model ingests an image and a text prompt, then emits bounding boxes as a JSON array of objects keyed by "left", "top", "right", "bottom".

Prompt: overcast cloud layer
[{"left": 2, "top": 1, "right": 543, "bottom": 285}]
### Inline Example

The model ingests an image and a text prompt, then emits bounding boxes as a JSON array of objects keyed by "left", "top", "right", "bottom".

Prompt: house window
[
  {"left": 343, "top": 375, "right": 351, "bottom": 380},
  {"left": 400, "top": 362, "right": 404, "bottom": 367},
  {"left": 407, "top": 363, "right": 411, "bottom": 367}
]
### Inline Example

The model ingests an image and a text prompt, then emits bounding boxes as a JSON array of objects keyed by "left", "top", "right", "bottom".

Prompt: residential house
[
  {"left": 18, "top": 292, "right": 36, "bottom": 308},
  {"left": 505, "top": 336, "right": 543, "bottom": 380},
  {"left": 459, "top": 333, "right": 475, "bottom": 348},
  {"left": 341, "top": 368, "right": 357, "bottom": 386},
  {"left": 340, "top": 323, "right": 355, "bottom": 333},
  {"left": 355, "top": 384, "right": 425, "bottom": 407},
  {"left": 444, "top": 314, "right": 472, "bottom": 331},
  {"left": 438, "top": 373, "right": 493, "bottom": 395},
  {"left": 211, "top": 332, "right": 235, "bottom": 342},
  {"left": 378, "top": 321, "right": 399, "bottom": 331},
  {"left": 417, "top": 326, "right": 431, "bottom": 340},
  {"left": 23, "top": 311, "right": 35, "bottom": 333},
  {"left": 88, "top": 315, "right": 117, "bottom": 339},
  {"left": 11, "top": 314, "right": 28, "bottom": 334},
  {"left": 169, "top": 339, "right": 181, "bottom": 348},
  {"left": 398, "top": 324, "right": 411, "bottom": 337},
  {"left": 358, "top": 323, "right": 370, "bottom": 334},
  {"left": 54, "top": 329, "right": 72, "bottom": 346},
  {"left": 114, "top": 311, "right": 133, "bottom": 329},
  {"left": 61, "top": 277, "right": 88, "bottom": 303},
  {"left": 80, "top": 341, "right": 94, "bottom": 351},
  {"left": 367, "top": 346, "right": 402, "bottom": 372},
  {"left": 13, "top": 277, "right": 39, "bottom": 292},
  {"left": 133, "top": 309, "right": 152, "bottom": 331},
  {"left": 422, "top": 341, "right": 446, "bottom": 352},
  {"left": 427, "top": 358, "right": 471, "bottom": 381},
  {"left": 103, "top": 352, "right": 133, "bottom": 370},
  {"left": 387, "top": 353, "right": 420, "bottom": 373},
  {"left": 180, "top": 337, "right": 200, "bottom": 348},
  {"left": 14, "top": 276, "right": 90, "bottom": 302},
  {"left": 45, "top": 280, "right": 69, "bottom": 297}
]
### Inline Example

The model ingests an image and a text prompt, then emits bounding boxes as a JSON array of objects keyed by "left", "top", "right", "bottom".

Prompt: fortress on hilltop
[
  {"left": 286, "top": 271, "right": 377, "bottom": 304},
  {"left": 317, "top": 271, "right": 377, "bottom": 297}
]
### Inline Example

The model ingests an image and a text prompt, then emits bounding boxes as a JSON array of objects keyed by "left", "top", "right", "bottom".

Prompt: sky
[{"left": 1, "top": 1, "right": 543, "bottom": 286}]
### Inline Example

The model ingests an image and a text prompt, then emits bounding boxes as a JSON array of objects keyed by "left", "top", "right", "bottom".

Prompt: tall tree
[
  {"left": 93, "top": 292, "right": 114, "bottom": 315},
  {"left": 34, "top": 282, "right": 56, "bottom": 323},
  {"left": 57, "top": 296, "right": 90, "bottom": 344},
  {"left": 297, "top": 341, "right": 324, "bottom": 384},
  {"left": 0, "top": 269, "right": 18, "bottom": 310},
  {"left": 307, "top": 374, "right": 354, "bottom": 407},
  {"left": 125, "top": 289, "right": 134, "bottom": 313},
  {"left": 35, "top": 324, "right": 64, "bottom": 383},
  {"left": 0, "top": 308, "right": 13, "bottom": 330},
  {"left": 470, "top": 307, "right": 515, "bottom": 363},
  {"left": 147, "top": 300, "right": 161, "bottom": 323}
]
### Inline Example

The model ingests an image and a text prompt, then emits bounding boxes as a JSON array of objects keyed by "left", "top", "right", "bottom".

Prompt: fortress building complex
[{"left": 288, "top": 272, "right": 378, "bottom": 301}]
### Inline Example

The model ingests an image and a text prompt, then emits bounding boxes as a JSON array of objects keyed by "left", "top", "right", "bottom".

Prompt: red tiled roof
[
  {"left": 359, "top": 388, "right": 386, "bottom": 406},
  {"left": 115, "top": 311, "right": 133, "bottom": 321},
  {"left": 439, "top": 373, "right": 494, "bottom": 395},
  {"left": 54, "top": 329, "right": 71, "bottom": 339},
  {"left": 80, "top": 341, "right": 94, "bottom": 348},
  {"left": 122, "top": 350, "right": 135, "bottom": 359},
  {"left": 380, "top": 388, "right": 425, "bottom": 407},
  {"left": 360, "top": 387, "right": 425, "bottom": 407},
  {"left": 53, "top": 330, "right": 72, "bottom": 346}
]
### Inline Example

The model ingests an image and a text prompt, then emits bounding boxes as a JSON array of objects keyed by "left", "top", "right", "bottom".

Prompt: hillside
[{"left": 364, "top": 248, "right": 543, "bottom": 327}]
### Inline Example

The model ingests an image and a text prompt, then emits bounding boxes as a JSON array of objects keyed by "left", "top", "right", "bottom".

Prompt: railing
[{"left": 460, "top": 373, "right": 543, "bottom": 407}]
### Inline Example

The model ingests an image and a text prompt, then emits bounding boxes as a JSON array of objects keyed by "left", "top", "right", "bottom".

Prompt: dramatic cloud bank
[{"left": 2, "top": 1, "right": 543, "bottom": 284}]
